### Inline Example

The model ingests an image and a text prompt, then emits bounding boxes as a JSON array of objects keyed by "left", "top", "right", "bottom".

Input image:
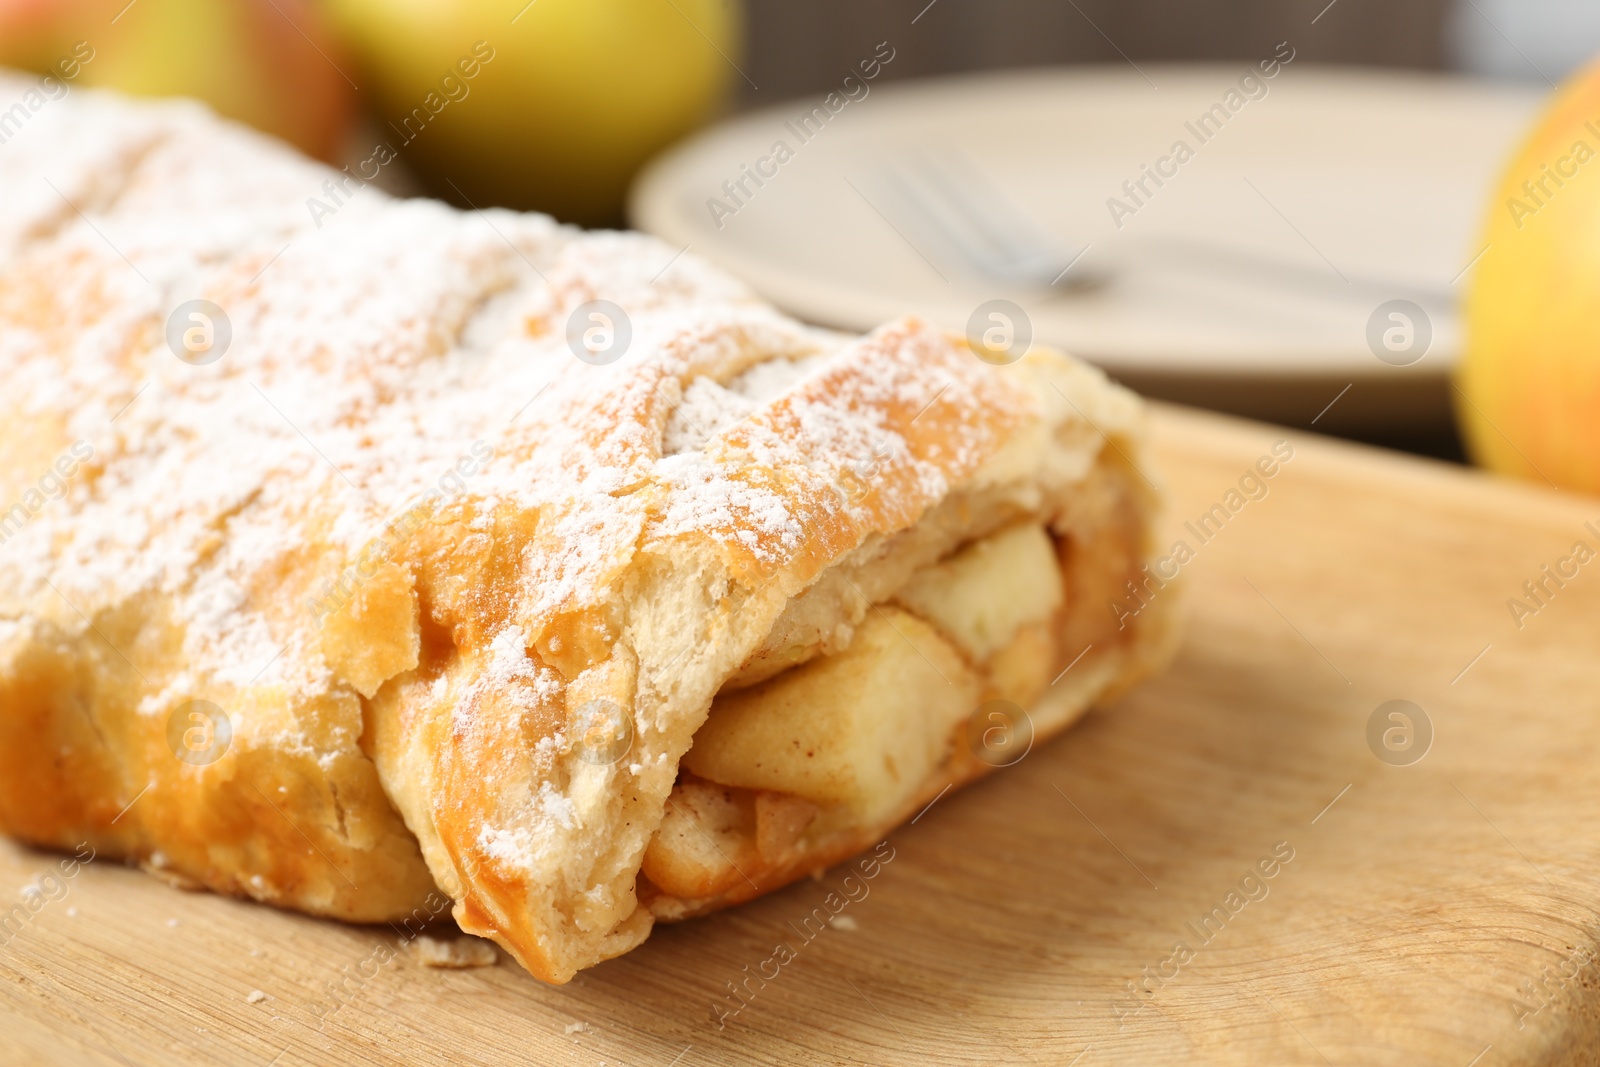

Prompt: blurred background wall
[
  {"left": 738, "top": 0, "right": 1598, "bottom": 105},
  {"left": 739, "top": 0, "right": 1454, "bottom": 106}
]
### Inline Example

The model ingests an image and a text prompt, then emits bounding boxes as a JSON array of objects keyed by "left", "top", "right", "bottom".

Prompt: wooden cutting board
[{"left": 4, "top": 403, "right": 1598, "bottom": 1066}]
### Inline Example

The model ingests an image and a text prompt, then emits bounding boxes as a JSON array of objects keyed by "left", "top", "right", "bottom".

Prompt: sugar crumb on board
[{"left": 406, "top": 934, "right": 499, "bottom": 969}]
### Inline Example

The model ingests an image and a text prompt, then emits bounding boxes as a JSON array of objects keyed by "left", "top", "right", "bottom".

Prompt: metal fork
[
  {"left": 881, "top": 151, "right": 1104, "bottom": 290},
  {"left": 885, "top": 150, "right": 1454, "bottom": 305}
]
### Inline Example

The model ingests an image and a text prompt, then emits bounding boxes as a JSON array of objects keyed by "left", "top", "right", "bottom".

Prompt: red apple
[{"left": 0, "top": 0, "right": 356, "bottom": 161}]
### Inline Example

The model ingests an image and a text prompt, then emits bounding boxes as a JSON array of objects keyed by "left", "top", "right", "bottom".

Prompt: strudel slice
[{"left": 0, "top": 73, "right": 1178, "bottom": 983}]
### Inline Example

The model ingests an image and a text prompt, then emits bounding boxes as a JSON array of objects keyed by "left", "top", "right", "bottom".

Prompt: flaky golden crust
[
  {"left": 0, "top": 75, "right": 1176, "bottom": 983},
  {"left": 370, "top": 319, "right": 1050, "bottom": 981}
]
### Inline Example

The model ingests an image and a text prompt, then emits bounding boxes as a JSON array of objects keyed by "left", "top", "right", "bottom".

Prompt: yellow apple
[
  {"left": 322, "top": 0, "right": 740, "bottom": 225},
  {"left": 1457, "top": 57, "right": 1600, "bottom": 493},
  {"left": 0, "top": 0, "right": 356, "bottom": 160}
]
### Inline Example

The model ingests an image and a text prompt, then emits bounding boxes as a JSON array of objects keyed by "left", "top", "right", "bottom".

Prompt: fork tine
[
  {"left": 880, "top": 150, "right": 1097, "bottom": 287},
  {"left": 917, "top": 151, "right": 1045, "bottom": 262},
  {"left": 907, "top": 152, "right": 1017, "bottom": 264},
  {"left": 883, "top": 157, "right": 997, "bottom": 275}
]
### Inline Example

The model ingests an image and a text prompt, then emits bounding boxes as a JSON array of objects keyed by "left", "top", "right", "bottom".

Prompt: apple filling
[{"left": 641, "top": 467, "right": 1146, "bottom": 915}]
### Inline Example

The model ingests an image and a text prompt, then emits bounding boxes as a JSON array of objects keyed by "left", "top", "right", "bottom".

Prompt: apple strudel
[{"left": 0, "top": 75, "right": 1178, "bottom": 982}]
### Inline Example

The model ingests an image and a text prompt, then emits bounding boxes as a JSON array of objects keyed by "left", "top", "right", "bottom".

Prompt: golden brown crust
[{"left": 0, "top": 76, "right": 1177, "bottom": 983}]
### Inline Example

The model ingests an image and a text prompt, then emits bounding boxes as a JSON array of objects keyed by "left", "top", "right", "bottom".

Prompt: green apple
[
  {"left": 323, "top": 0, "right": 741, "bottom": 225},
  {"left": 0, "top": 0, "right": 357, "bottom": 161}
]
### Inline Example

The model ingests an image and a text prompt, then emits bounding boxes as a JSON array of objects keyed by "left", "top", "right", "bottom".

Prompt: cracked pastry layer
[{"left": 0, "top": 73, "right": 1179, "bottom": 984}]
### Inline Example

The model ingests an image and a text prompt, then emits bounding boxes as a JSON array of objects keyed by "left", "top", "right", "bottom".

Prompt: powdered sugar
[
  {"left": 662, "top": 377, "right": 757, "bottom": 456},
  {"left": 0, "top": 81, "right": 824, "bottom": 718},
  {"left": 653, "top": 451, "right": 806, "bottom": 552},
  {"left": 0, "top": 80, "right": 1077, "bottom": 933},
  {"left": 478, "top": 780, "right": 579, "bottom": 868}
]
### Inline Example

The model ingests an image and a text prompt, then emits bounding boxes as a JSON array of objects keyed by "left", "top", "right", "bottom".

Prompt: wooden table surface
[{"left": 3, "top": 403, "right": 1598, "bottom": 1066}]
